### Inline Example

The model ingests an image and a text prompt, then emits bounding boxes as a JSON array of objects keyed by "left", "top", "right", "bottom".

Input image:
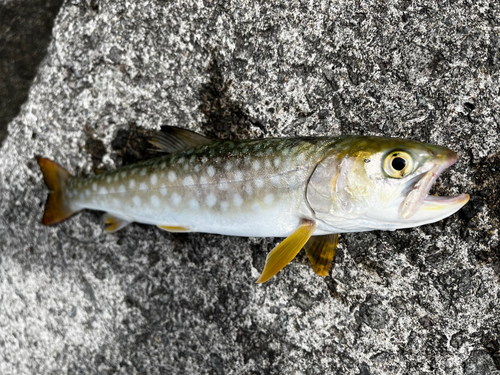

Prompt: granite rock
[{"left": 1, "top": 1, "right": 499, "bottom": 374}]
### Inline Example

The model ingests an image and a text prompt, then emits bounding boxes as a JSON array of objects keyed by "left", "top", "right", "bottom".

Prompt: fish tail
[{"left": 36, "top": 156, "right": 79, "bottom": 225}]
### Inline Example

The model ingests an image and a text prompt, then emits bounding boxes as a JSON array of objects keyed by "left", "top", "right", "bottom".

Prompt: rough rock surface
[
  {"left": 0, "top": 0, "right": 64, "bottom": 145},
  {"left": 1, "top": 1, "right": 499, "bottom": 374}
]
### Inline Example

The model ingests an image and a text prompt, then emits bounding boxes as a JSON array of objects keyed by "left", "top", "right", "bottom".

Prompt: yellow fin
[
  {"left": 36, "top": 156, "right": 79, "bottom": 225},
  {"left": 157, "top": 225, "right": 191, "bottom": 232},
  {"left": 104, "top": 214, "right": 131, "bottom": 232},
  {"left": 304, "top": 234, "right": 338, "bottom": 277},
  {"left": 256, "top": 219, "right": 317, "bottom": 283},
  {"left": 149, "top": 126, "right": 213, "bottom": 153}
]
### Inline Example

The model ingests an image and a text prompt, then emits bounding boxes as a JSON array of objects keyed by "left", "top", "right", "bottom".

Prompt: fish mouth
[{"left": 400, "top": 151, "right": 469, "bottom": 220}]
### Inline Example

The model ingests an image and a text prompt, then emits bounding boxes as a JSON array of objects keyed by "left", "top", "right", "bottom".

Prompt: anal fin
[
  {"left": 304, "top": 234, "right": 338, "bottom": 277},
  {"left": 104, "top": 214, "right": 131, "bottom": 232},
  {"left": 157, "top": 225, "right": 191, "bottom": 232},
  {"left": 256, "top": 219, "right": 317, "bottom": 283}
]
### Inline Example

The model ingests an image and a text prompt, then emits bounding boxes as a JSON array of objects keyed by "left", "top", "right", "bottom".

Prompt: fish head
[{"left": 306, "top": 136, "right": 469, "bottom": 232}]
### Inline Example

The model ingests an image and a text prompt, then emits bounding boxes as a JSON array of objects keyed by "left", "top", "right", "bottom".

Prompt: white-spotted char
[{"left": 37, "top": 126, "right": 469, "bottom": 282}]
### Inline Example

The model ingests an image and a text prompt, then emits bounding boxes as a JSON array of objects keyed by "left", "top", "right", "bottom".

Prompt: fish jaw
[{"left": 400, "top": 149, "right": 469, "bottom": 221}]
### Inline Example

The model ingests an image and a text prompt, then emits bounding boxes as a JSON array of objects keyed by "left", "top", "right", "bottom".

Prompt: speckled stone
[{"left": 0, "top": 1, "right": 500, "bottom": 374}]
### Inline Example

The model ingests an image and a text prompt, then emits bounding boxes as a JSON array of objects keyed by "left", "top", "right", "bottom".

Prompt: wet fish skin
[
  {"left": 37, "top": 127, "right": 469, "bottom": 283},
  {"left": 64, "top": 137, "right": 336, "bottom": 237}
]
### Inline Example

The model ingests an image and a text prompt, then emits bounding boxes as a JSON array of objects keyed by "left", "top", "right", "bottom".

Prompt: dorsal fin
[{"left": 149, "top": 126, "right": 213, "bottom": 153}]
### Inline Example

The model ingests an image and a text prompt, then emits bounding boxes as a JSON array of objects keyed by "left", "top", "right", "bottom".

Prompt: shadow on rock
[{"left": 0, "top": 0, "right": 64, "bottom": 146}]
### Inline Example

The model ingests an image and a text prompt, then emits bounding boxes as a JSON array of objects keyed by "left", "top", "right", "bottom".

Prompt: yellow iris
[{"left": 383, "top": 151, "right": 414, "bottom": 178}]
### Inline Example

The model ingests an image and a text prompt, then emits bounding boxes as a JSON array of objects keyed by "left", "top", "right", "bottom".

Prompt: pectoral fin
[
  {"left": 104, "top": 214, "right": 131, "bottom": 232},
  {"left": 304, "top": 234, "right": 338, "bottom": 277},
  {"left": 256, "top": 219, "right": 317, "bottom": 283}
]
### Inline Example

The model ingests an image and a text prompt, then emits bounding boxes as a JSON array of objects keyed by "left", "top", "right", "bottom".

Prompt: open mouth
[{"left": 400, "top": 153, "right": 469, "bottom": 219}]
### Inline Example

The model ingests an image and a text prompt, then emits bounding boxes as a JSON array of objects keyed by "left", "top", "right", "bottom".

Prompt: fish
[{"left": 37, "top": 126, "right": 470, "bottom": 283}]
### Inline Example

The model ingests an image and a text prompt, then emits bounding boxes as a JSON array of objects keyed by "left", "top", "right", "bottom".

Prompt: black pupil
[{"left": 392, "top": 157, "right": 406, "bottom": 171}]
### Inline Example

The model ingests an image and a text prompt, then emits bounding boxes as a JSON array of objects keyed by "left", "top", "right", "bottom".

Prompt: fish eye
[
  {"left": 392, "top": 157, "right": 406, "bottom": 171},
  {"left": 383, "top": 151, "right": 414, "bottom": 178}
]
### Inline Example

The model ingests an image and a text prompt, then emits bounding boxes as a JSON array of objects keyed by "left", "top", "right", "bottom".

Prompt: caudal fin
[{"left": 36, "top": 156, "right": 79, "bottom": 225}]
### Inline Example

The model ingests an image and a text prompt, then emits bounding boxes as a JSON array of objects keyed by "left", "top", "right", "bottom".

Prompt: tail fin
[{"left": 36, "top": 156, "right": 79, "bottom": 225}]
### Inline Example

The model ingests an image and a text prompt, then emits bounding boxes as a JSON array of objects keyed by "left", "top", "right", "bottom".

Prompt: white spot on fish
[
  {"left": 245, "top": 184, "right": 253, "bottom": 196},
  {"left": 140, "top": 168, "right": 147, "bottom": 176},
  {"left": 234, "top": 170, "right": 243, "bottom": 182},
  {"left": 85, "top": 189, "right": 91, "bottom": 196},
  {"left": 201, "top": 156, "right": 208, "bottom": 164},
  {"left": 207, "top": 165, "right": 215, "bottom": 177},
  {"left": 254, "top": 179, "right": 264, "bottom": 189},
  {"left": 264, "top": 194, "right": 274, "bottom": 205},
  {"left": 200, "top": 176, "right": 207, "bottom": 185},
  {"left": 118, "top": 185, "right": 126, "bottom": 194},
  {"left": 252, "top": 160, "right": 260, "bottom": 171},
  {"left": 233, "top": 194, "right": 243, "bottom": 207},
  {"left": 273, "top": 157, "right": 281, "bottom": 168},
  {"left": 150, "top": 174, "right": 158, "bottom": 185},
  {"left": 206, "top": 194, "right": 217, "bottom": 207},
  {"left": 160, "top": 185, "right": 168, "bottom": 196},
  {"left": 220, "top": 201, "right": 229, "bottom": 211},
  {"left": 252, "top": 202, "right": 261, "bottom": 213},
  {"left": 171, "top": 192, "right": 181, "bottom": 206},
  {"left": 183, "top": 164, "right": 189, "bottom": 171},
  {"left": 225, "top": 162, "right": 232, "bottom": 171},
  {"left": 139, "top": 182, "right": 148, "bottom": 191},
  {"left": 92, "top": 182, "right": 97, "bottom": 191},
  {"left": 114, "top": 174, "right": 119, "bottom": 182},
  {"left": 270, "top": 175, "right": 281, "bottom": 186},
  {"left": 265, "top": 159, "right": 271, "bottom": 168},
  {"left": 189, "top": 199, "right": 200, "bottom": 210},
  {"left": 121, "top": 171, "right": 127, "bottom": 178},
  {"left": 296, "top": 153, "right": 306, "bottom": 163},
  {"left": 106, "top": 176, "right": 112, "bottom": 183},
  {"left": 99, "top": 187, "right": 108, "bottom": 194},
  {"left": 109, "top": 187, "right": 116, "bottom": 194},
  {"left": 218, "top": 179, "right": 228, "bottom": 191},
  {"left": 183, "top": 176, "right": 194, "bottom": 186},
  {"left": 151, "top": 195, "right": 159, "bottom": 207},
  {"left": 194, "top": 165, "right": 201, "bottom": 173},
  {"left": 133, "top": 196, "right": 141, "bottom": 206},
  {"left": 215, "top": 157, "right": 221, "bottom": 164},
  {"left": 67, "top": 190, "right": 72, "bottom": 198},
  {"left": 113, "top": 198, "right": 120, "bottom": 207},
  {"left": 178, "top": 157, "right": 185, "bottom": 164},
  {"left": 168, "top": 171, "right": 176, "bottom": 182},
  {"left": 160, "top": 162, "right": 166, "bottom": 169},
  {"left": 129, "top": 179, "right": 136, "bottom": 189}
]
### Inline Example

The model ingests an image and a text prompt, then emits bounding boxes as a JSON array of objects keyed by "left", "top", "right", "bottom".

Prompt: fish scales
[
  {"left": 37, "top": 127, "right": 469, "bottom": 282},
  {"left": 64, "top": 137, "right": 336, "bottom": 237}
]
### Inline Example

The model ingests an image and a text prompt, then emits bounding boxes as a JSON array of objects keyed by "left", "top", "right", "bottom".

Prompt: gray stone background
[{"left": 0, "top": 0, "right": 499, "bottom": 374}]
